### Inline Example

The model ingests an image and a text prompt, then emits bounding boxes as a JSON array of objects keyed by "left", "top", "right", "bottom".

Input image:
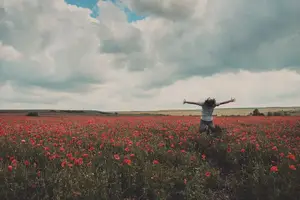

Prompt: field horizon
[
  {"left": 119, "top": 106, "right": 300, "bottom": 116},
  {"left": 0, "top": 106, "right": 300, "bottom": 116}
]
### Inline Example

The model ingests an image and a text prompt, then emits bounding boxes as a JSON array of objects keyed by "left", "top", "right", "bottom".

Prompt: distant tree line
[
  {"left": 250, "top": 109, "right": 291, "bottom": 116},
  {"left": 26, "top": 112, "right": 39, "bottom": 117}
]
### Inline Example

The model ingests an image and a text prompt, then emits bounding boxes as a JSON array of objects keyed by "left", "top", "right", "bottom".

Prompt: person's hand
[
  {"left": 183, "top": 99, "right": 186, "bottom": 104},
  {"left": 231, "top": 98, "right": 236, "bottom": 102}
]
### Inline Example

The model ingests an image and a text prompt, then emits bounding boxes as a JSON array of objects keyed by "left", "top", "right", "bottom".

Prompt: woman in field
[{"left": 183, "top": 97, "right": 236, "bottom": 135}]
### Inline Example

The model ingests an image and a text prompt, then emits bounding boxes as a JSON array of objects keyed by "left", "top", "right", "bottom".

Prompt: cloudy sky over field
[{"left": 0, "top": 0, "right": 300, "bottom": 111}]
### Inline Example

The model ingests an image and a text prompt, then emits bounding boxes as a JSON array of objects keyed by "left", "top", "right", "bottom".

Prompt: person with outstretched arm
[{"left": 183, "top": 97, "right": 236, "bottom": 135}]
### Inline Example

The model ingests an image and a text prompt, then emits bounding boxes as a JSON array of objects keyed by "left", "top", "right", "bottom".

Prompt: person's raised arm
[
  {"left": 183, "top": 99, "right": 203, "bottom": 106},
  {"left": 216, "top": 98, "right": 236, "bottom": 106}
]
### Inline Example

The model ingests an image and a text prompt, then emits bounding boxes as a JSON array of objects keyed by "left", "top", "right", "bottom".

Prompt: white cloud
[
  {"left": 0, "top": 41, "right": 22, "bottom": 61},
  {"left": 1, "top": 69, "right": 300, "bottom": 111},
  {"left": 0, "top": 0, "right": 299, "bottom": 111},
  {"left": 122, "top": 0, "right": 200, "bottom": 20}
]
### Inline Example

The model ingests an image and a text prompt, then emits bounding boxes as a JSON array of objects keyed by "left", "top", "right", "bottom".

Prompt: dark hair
[{"left": 204, "top": 97, "right": 216, "bottom": 107}]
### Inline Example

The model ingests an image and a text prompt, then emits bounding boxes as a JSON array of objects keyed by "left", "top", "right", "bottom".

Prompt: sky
[{"left": 0, "top": 0, "right": 300, "bottom": 111}]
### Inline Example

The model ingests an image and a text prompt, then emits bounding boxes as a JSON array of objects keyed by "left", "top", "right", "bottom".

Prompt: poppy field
[{"left": 0, "top": 115, "right": 299, "bottom": 200}]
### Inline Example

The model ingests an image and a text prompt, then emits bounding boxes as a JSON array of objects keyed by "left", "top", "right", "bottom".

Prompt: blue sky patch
[{"left": 65, "top": 0, "right": 145, "bottom": 22}]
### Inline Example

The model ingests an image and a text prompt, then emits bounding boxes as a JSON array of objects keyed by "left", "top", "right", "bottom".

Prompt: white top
[{"left": 201, "top": 104, "right": 215, "bottom": 121}]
